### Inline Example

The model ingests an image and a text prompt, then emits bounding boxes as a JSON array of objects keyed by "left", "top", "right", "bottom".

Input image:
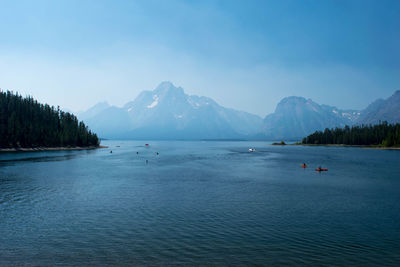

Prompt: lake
[{"left": 1, "top": 141, "right": 400, "bottom": 266}]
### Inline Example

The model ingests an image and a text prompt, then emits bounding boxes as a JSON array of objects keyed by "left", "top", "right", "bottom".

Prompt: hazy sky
[{"left": 0, "top": 0, "right": 399, "bottom": 116}]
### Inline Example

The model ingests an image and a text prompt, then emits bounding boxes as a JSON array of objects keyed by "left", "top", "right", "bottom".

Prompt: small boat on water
[
  {"left": 145, "top": 144, "right": 149, "bottom": 147},
  {"left": 249, "top": 148, "right": 256, "bottom": 152},
  {"left": 315, "top": 168, "right": 328, "bottom": 171},
  {"left": 301, "top": 164, "right": 307, "bottom": 168}
]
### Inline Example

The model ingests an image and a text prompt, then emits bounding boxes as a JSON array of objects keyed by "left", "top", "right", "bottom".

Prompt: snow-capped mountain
[
  {"left": 79, "top": 82, "right": 264, "bottom": 139},
  {"left": 262, "top": 96, "right": 360, "bottom": 139},
  {"left": 79, "top": 82, "right": 400, "bottom": 140}
]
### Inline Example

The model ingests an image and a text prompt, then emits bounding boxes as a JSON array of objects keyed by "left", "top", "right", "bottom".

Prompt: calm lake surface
[{"left": 1, "top": 141, "right": 400, "bottom": 266}]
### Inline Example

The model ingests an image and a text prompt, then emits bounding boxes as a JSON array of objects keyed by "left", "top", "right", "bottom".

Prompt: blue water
[{"left": 1, "top": 141, "right": 400, "bottom": 266}]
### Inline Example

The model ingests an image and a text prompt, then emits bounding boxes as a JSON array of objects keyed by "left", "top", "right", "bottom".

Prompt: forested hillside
[
  {"left": 302, "top": 122, "right": 400, "bottom": 147},
  {"left": 0, "top": 91, "right": 99, "bottom": 148}
]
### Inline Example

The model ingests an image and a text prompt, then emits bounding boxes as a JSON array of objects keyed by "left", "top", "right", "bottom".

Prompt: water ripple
[{"left": 1, "top": 141, "right": 400, "bottom": 266}]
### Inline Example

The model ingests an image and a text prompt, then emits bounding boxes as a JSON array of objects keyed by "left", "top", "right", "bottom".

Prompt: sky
[{"left": 0, "top": 0, "right": 399, "bottom": 117}]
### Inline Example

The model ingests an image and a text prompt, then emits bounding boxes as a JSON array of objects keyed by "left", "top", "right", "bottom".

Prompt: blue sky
[{"left": 0, "top": 0, "right": 399, "bottom": 116}]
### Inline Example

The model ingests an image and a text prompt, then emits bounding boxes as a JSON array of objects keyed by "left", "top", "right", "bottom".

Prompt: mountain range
[
  {"left": 79, "top": 82, "right": 263, "bottom": 140},
  {"left": 356, "top": 90, "right": 400, "bottom": 125},
  {"left": 78, "top": 82, "right": 400, "bottom": 140},
  {"left": 262, "top": 97, "right": 360, "bottom": 139},
  {"left": 262, "top": 90, "right": 400, "bottom": 139}
]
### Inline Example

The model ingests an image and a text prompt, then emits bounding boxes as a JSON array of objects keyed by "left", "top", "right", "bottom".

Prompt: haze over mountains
[
  {"left": 79, "top": 82, "right": 263, "bottom": 140},
  {"left": 356, "top": 90, "right": 400, "bottom": 125},
  {"left": 262, "top": 97, "right": 360, "bottom": 139},
  {"left": 79, "top": 82, "right": 400, "bottom": 140},
  {"left": 262, "top": 90, "right": 400, "bottom": 139}
]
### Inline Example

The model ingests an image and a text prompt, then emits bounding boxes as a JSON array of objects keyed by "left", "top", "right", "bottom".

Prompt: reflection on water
[
  {"left": 0, "top": 154, "right": 79, "bottom": 165},
  {"left": 0, "top": 149, "right": 97, "bottom": 164},
  {"left": 1, "top": 141, "right": 400, "bottom": 266}
]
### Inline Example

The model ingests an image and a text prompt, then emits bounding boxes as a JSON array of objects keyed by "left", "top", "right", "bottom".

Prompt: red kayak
[
  {"left": 301, "top": 164, "right": 307, "bottom": 168},
  {"left": 315, "top": 168, "right": 328, "bottom": 171}
]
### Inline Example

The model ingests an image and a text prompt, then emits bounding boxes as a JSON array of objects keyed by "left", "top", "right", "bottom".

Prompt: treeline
[
  {"left": 302, "top": 122, "right": 400, "bottom": 147},
  {"left": 0, "top": 90, "right": 99, "bottom": 148}
]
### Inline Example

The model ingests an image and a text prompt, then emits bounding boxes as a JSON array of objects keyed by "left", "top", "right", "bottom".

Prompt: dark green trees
[
  {"left": 0, "top": 90, "right": 99, "bottom": 148},
  {"left": 302, "top": 122, "right": 400, "bottom": 147}
]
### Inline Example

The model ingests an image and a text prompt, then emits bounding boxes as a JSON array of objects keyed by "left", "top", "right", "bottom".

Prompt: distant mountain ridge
[
  {"left": 261, "top": 90, "right": 400, "bottom": 139},
  {"left": 356, "top": 90, "right": 400, "bottom": 125},
  {"left": 79, "top": 82, "right": 263, "bottom": 139},
  {"left": 79, "top": 82, "right": 400, "bottom": 140},
  {"left": 262, "top": 96, "right": 360, "bottom": 139}
]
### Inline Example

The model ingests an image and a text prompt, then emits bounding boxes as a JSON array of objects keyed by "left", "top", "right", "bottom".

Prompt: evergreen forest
[
  {"left": 0, "top": 90, "right": 99, "bottom": 148},
  {"left": 302, "top": 122, "right": 400, "bottom": 147}
]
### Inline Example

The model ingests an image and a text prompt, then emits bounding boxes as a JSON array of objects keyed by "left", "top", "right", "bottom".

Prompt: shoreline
[
  {"left": 291, "top": 143, "right": 400, "bottom": 150},
  {"left": 0, "top": 145, "right": 108, "bottom": 153}
]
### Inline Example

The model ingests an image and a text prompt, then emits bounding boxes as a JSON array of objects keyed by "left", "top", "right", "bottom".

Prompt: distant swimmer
[
  {"left": 156, "top": 152, "right": 159, "bottom": 155},
  {"left": 146, "top": 160, "right": 148, "bottom": 164},
  {"left": 136, "top": 152, "right": 139, "bottom": 154},
  {"left": 110, "top": 150, "right": 112, "bottom": 153}
]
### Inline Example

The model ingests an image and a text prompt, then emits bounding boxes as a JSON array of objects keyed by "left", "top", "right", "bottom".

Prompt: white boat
[{"left": 248, "top": 148, "right": 256, "bottom": 152}]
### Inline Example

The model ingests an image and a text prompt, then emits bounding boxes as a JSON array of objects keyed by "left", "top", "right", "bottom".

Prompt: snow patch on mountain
[
  {"left": 147, "top": 95, "right": 159, "bottom": 108},
  {"left": 188, "top": 98, "right": 201, "bottom": 108},
  {"left": 263, "top": 96, "right": 360, "bottom": 139},
  {"left": 80, "top": 81, "right": 263, "bottom": 139}
]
